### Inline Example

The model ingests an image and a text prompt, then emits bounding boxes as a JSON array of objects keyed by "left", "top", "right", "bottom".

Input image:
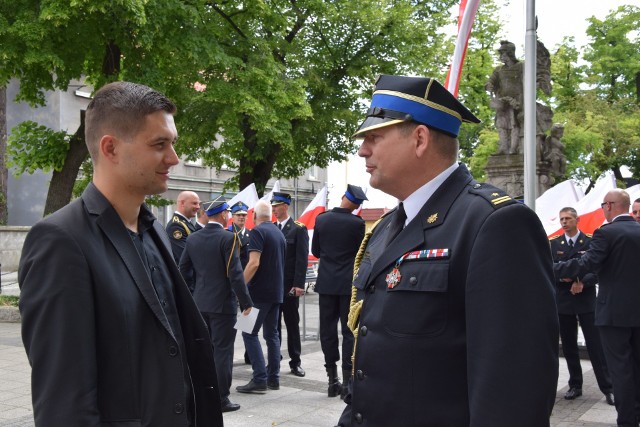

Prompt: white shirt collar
[
  {"left": 279, "top": 217, "right": 291, "bottom": 227},
  {"left": 400, "top": 162, "right": 459, "bottom": 226}
]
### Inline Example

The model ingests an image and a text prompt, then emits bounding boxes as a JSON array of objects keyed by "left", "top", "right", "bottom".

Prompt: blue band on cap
[
  {"left": 344, "top": 190, "right": 361, "bottom": 204},
  {"left": 206, "top": 202, "right": 229, "bottom": 216},
  {"left": 272, "top": 195, "right": 291, "bottom": 204},
  {"left": 371, "top": 93, "right": 461, "bottom": 137}
]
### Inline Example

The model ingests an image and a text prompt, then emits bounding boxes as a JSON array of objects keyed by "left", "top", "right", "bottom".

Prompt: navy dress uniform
[
  {"left": 228, "top": 201, "right": 251, "bottom": 269},
  {"left": 272, "top": 192, "right": 309, "bottom": 376},
  {"left": 337, "top": 75, "right": 559, "bottom": 427},
  {"left": 550, "top": 232, "right": 613, "bottom": 401},
  {"left": 179, "top": 197, "right": 253, "bottom": 412},
  {"left": 554, "top": 213, "right": 640, "bottom": 426},
  {"left": 166, "top": 212, "right": 197, "bottom": 264},
  {"left": 312, "top": 184, "right": 367, "bottom": 398}
]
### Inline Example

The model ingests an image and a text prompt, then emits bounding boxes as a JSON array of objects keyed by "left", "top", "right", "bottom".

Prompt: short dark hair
[
  {"left": 397, "top": 121, "right": 458, "bottom": 161},
  {"left": 634, "top": 198, "right": 640, "bottom": 204},
  {"left": 559, "top": 207, "right": 578, "bottom": 217},
  {"left": 85, "top": 81, "right": 176, "bottom": 161}
]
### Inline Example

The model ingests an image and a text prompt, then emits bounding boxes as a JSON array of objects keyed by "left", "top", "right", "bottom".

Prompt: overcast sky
[{"left": 326, "top": 0, "right": 633, "bottom": 209}]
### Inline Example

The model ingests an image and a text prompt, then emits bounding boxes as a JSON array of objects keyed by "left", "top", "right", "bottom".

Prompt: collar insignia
[{"left": 427, "top": 213, "right": 438, "bottom": 224}]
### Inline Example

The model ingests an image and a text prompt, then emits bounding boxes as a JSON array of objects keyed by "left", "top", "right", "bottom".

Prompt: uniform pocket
[{"left": 382, "top": 261, "right": 449, "bottom": 336}]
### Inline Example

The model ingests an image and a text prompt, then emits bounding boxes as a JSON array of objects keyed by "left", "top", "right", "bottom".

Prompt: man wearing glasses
[{"left": 555, "top": 189, "right": 640, "bottom": 427}]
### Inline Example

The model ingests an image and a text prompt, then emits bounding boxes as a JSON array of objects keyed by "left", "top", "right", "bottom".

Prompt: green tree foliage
[
  {"left": 1, "top": 0, "right": 462, "bottom": 213},
  {"left": 550, "top": 6, "right": 640, "bottom": 187},
  {"left": 6, "top": 121, "right": 69, "bottom": 174},
  {"left": 176, "top": 0, "right": 459, "bottom": 194}
]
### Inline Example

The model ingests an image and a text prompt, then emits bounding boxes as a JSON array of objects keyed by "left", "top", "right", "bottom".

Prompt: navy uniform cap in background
[
  {"left": 204, "top": 196, "right": 229, "bottom": 216},
  {"left": 344, "top": 184, "right": 368, "bottom": 206},
  {"left": 271, "top": 192, "right": 292, "bottom": 206},
  {"left": 353, "top": 75, "right": 481, "bottom": 139},
  {"left": 230, "top": 201, "right": 249, "bottom": 215}
]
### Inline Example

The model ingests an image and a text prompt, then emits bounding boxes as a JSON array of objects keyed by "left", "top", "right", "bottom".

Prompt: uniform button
[
  {"left": 474, "top": 183, "right": 481, "bottom": 189},
  {"left": 409, "top": 276, "right": 417, "bottom": 286},
  {"left": 161, "top": 299, "right": 167, "bottom": 306},
  {"left": 355, "top": 413, "right": 363, "bottom": 424},
  {"left": 174, "top": 402, "right": 184, "bottom": 414},
  {"left": 360, "top": 325, "right": 368, "bottom": 336},
  {"left": 356, "top": 370, "right": 364, "bottom": 380},
  {"left": 168, "top": 346, "right": 178, "bottom": 357}
]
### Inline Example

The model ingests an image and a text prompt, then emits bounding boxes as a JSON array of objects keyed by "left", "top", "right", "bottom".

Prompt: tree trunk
[
  {"left": 43, "top": 111, "right": 88, "bottom": 216},
  {"left": 0, "top": 86, "right": 7, "bottom": 224},
  {"left": 237, "top": 114, "right": 279, "bottom": 196}
]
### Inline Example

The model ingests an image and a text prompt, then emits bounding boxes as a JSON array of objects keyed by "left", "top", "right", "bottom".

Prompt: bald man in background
[{"left": 166, "top": 191, "right": 201, "bottom": 263}]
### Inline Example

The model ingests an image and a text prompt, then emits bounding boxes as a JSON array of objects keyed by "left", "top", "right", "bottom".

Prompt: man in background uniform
[
  {"left": 550, "top": 207, "right": 613, "bottom": 405},
  {"left": 166, "top": 190, "right": 200, "bottom": 263},
  {"left": 179, "top": 197, "right": 253, "bottom": 413},
  {"left": 195, "top": 206, "right": 209, "bottom": 230},
  {"left": 272, "top": 192, "right": 309, "bottom": 377},
  {"left": 229, "top": 201, "right": 251, "bottom": 268},
  {"left": 555, "top": 189, "right": 640, "bottom": 427},
  {"left": 337, "top": 75, "right": 558, "bottom": 426},
  {"left": 312, "top": 184, "right": 367, "bottom": 398}
]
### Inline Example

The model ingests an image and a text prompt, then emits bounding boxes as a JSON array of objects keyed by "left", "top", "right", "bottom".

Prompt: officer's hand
[
  {"left": 570, "top": 281, "right": 584, "bottom": 295},
  {"left": 242, "top": 307, "right": 252, "bottom": 316},
  {"left": 293, "top": 287, "right": 305, "bottom": 297}
]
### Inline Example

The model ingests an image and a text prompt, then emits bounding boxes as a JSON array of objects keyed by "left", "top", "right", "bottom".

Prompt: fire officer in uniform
[
  {"left": 312, "top": 184, "right": 367, "bottom": 399},
  {"left": 166, "top": 191, "right": 200, "bottom": 263},
  {"left": 272, "top": 192, "right": 308, "bottom": 377},
  {"left": 550, "top": 207, "right": 614, "bottom": 405},
  {"left": 228, "top": 201, "right": 251, "bottom": 269},
  {"left": 337, "top": 75, "right": 559, "bottom": 427}
]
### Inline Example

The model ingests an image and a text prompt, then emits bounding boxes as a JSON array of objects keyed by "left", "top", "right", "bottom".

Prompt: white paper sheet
[{"left": 234, "top": 307, "right": 259, "bottom": 334}]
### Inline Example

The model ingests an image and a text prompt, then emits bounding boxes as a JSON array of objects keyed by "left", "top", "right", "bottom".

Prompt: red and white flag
[
  {"left": 297, "top": 186, "right": 327, "bottom": 257},
  {"left": 445, "top": 0, "right": 481, "bottom": 97},
  {"left": 542, "top": 172, "right": 616, "bottom": 238},
  {"left": 536, "top": 180, "right": 584, "bottom": 236},
  {"left": 298, "top": 185, "right": 327, "bottom": 230},
  {"left": 243, "top": 181, "right": 280, "bottom": 229}
]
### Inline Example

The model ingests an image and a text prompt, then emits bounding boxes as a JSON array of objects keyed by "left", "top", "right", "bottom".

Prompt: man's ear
[
  {"left": 99, "top": 135, "right": 119, "bottom": 163},
  {"left": 414, "top": 125, "right": 430, "bottom": 158}
]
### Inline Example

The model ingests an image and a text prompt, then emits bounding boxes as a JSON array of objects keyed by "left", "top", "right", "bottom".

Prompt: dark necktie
[
  {"left": 386, "top": 203, "right": 406, "bottom": 247},
  {"left": 278, "top": 223, "right": 283, "bottom": 230},
  {"left": 568, "top": 239, "right": 574, "bottom": 248}
]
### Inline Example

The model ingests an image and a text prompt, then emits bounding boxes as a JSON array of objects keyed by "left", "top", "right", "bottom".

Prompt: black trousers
[
  {"left": 202, "top": 312, "right": 237, "bottom": 402},
  {"left": 319, "top": 294, "right": 354, "bottom": 371},
  {"left": 559, "top": 311, "right": 612, "bottom": 393},
  {"left": 278, "top": 296, "right": 302, "bottom": 368},
  {"left": 599, "top": 326, "right": 640, "bottom": 427}
]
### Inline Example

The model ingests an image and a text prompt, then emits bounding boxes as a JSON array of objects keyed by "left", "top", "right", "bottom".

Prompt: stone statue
[
  {"left": 544, "top": 123, "right": 567, "bottom": 178},
  {"left": 486, "top": 40, "right": 553, "bottom": 156},
  {"left": 486, "top": 41, "right": 523, "bottom": 155}
]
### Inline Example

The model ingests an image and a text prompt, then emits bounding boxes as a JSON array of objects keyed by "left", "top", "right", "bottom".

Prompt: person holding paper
[
  {"left": 180, "top": 196, "right": 253, "bottom": 413},
  {"left": 237, "top": 200, "right": 286, "bottom": 393}
]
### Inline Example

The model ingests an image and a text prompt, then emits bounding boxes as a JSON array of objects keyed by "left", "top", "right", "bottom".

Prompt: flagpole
[{"left": 523, "top": 0, "right": 537, "bottom": 209}]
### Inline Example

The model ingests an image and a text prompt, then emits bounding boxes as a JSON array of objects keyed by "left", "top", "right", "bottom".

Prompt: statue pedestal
[{"left": 485, "top": 154, "right": 554, "bottom": 199}]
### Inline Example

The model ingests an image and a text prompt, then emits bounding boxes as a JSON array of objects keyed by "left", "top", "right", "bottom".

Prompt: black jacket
[
  {"left": 339, "top": 164, "right": 558, "bottom": 427},
  {"left": 19, "top": 184, "right": 222, "bottom": 427},
  {"left": 311, "top": 208, "right": 365, "bottom": 295}
]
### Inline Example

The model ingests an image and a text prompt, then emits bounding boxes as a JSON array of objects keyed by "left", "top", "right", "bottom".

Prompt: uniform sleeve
[
  {"left": 465, "top": 204, "right": 558, "bottom": 425},
  {"left": 554, "top": 228, "right": 609, "bottom": 280},
  {"left": 311, "top": 220, "right": 321, "bottom": 258},
  {"left": 166, "top": 222, "right": 187, "bottom": 264},
  {"left": 19, "top": 222, "right": 101, "bottom": 426},
  {"left": 223, "top": 234, "right": 253, "bottom": 310},
  {"left": 294, "top": 225, "right": 309, "bottom": 287},
  {"left": 178, "top": 239, "right": 195, "bottom": 293}
]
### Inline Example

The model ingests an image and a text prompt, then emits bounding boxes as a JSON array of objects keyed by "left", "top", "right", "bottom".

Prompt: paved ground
[{"left": 0, "top": 271, "right": 619, "bottom": 426}]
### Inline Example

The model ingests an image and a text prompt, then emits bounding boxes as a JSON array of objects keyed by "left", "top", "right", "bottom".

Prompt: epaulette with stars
[
  {"left": 468, "top": 182, "right": 516, "bottom": 209},
  {"left": 549, "top": 235, "right": 561, "bottom": 240},
  {"left": 585, "top": 233, "right": 593, "bottom": 238},
  {"left": 294, "top": 220, "right": 307, "bottom": 229}
]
